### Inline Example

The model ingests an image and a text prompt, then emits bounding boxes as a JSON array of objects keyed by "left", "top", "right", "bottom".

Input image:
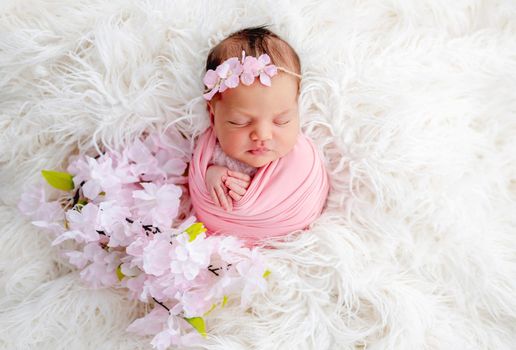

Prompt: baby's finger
[
  {"left": 225, "top": 181, "right": 246, "bottom": 196},
  {"left": 229, "top": 190, "right": 243, "bottom": 202},
  {"left": 225, "top": 177, "right": 249, "bottom": 189},
  {"left": 225, "top": 192, "right": 233, "bottom": 211},
  {"left": 209, "top": 187, "right": 221, "bottom": 207},
  {"left": 215, "top": 185, "right": 230, "bottom": 211},
  {"left": 224, "top": 184, "right": 233, "bottom": 211},
  {"left": 227, "top": 170, "right": 251, "bottom": 182},
  {"left": 219, "top": 185, "right": 233, "bottom": 211}
]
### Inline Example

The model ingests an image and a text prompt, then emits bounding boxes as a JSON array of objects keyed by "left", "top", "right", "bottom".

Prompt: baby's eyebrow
[
  {"left": 232, "top": 108, "right": 291, "bottom": 118},
  {"left": 273, "top": 109, "right": 292, "bottom": 117}
]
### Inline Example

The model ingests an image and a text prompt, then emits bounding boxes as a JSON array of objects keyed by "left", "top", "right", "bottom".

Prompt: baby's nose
[{"left": 251, "top": 123, "right": 272, "bottom": 141}]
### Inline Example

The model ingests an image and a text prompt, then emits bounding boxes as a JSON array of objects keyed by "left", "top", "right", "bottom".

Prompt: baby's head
[{"left": 203, "top": 26, "right": 301, "bottom": 168}]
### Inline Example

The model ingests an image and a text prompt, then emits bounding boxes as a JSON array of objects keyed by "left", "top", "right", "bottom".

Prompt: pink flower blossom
[
  {"left": 149, "top": 130, "right": 191, "bottom": 162},
  {"left": 143, "top": 235, "right": 173, "bottom": 276},
  {"left": 52, "top": 204, "right": 100, "bottom": 245},
  {"left": 123, "top": 274, "right": 146, "bottom": 301},
  {"left": 20, "top": 129, "right": 271, "bottom": 347},
  {"left": 125, "top": 235, "right": 150, "bottom": 269},
  {"left": 177, "top": 289, "right": 213, "bottom": 318},
  {"left": 18, "top": 183, "right": 65, "bottom": 234},
  {"left": 106, "top": 222, "right": 133, "bottom": 248},
  {"left": 217, "top": 57, "right": 242, "bottom": 90},
  {"left": 125, "top": 139, "right": 164, "bottom": 182},
  {"left": 76, "top": 243, "right": 121, "bottom": 288},
  {"left": 140, "top": 275, "right": 169, "bottom": 302},
  {"left": 203, "top": 57, "right": 245, "bottom": 100},
  {"left": 83, "top": 157, "right": 118, "bottom": 199},
  {"left": 241, "top": 53, "right": 278, "bottom": 86},
  {"left": 235, "top": 250, "right": 268, "bottom": 307},
  {"left": 64, "top": 249, "right": 90, "bottom": 269},
  {"left": 202, "top": 70, "right": 220, "bottom": 100},
  {"left": 127, "top": 307, "right": 169, "bottom": 336},
  {"left": 98, "top": 201, "right": 131, "bottom": 228},
  {"left": 70, "top": 155, "right": 137, "bottom": 201},
  {"left": 203, "top": 267, "right": 234, "bottom": 301},
  {"left": 169, "top": 232, "right": 212, "bottom": 281},
  {"left": 256, "top": 54, "right": 278, "bottom": 86},
  {"left": 132, "top": 183, "right": 182, "bottom": 228},
  {"left": 154, "top": 274, "right": 181, "bottom": 301},
  {"left": 150, "top": 316, "right": 182, "bottom": 350},
  {"left": 215, "top": 235, "right": 250, "bottom": 264}
]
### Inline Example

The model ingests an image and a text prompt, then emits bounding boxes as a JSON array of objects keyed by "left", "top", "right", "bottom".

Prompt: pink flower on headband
[
  {"left": 203, "top": 51, "right": 279, "bottom": 100},
  {"left": 203, "top": 57, "right": 243, "bottom": 100},
  {"left": 241, "top": 53, "right": 278, "bottom": 87}
]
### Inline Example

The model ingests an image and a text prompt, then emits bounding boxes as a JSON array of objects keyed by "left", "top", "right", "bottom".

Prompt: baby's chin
[
  {"left": 238, "top": 152, "right": 278, "bottom": 168},
  {"left": 243, "top": 158, "right": 272, "bottom": 168}
]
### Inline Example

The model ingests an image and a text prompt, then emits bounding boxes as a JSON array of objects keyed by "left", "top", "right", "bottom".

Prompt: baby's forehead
[
  {"left": 220, "top": 96, "right": 298, "bottom": 116},
  {"left": 224, "top": 75, "right": 298, "bottom": 101},
  {"left": 226, "top": 105, "right": 293, "bottom": 116}
]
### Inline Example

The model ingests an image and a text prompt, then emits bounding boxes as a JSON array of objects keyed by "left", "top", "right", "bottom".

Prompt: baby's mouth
[{"left": 248, "top": 147, "right": 270, "bottom": 156}]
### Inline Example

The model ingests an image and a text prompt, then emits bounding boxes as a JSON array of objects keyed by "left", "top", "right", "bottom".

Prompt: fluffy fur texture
[{"left": 1, "top": 0, "right": 516, "bottom": 349}]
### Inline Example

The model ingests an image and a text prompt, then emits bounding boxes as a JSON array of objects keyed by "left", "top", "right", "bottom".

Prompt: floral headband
[{"left": 202, "top": 50, "right": 302, "bottom": 100}]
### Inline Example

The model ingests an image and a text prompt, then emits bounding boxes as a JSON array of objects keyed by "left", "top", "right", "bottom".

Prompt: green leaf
[
  {"left": 184, "top": 317, "right": 207, "bottom": 337},
  {"left": 185, "top": 222, "right": 207, "bottom": 242},
  {"left": 41, "top": 170, "right": 74, "bottom": 191},
  {"left": 263, "top": 269, "right": 271, "bottom": 278},
  {"left": 116, "top": 265, "right": 125, "bottom": 281}
]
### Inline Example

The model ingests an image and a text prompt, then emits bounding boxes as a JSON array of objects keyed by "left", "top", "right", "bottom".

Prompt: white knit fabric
[
  {"left": 210, "top": 141, "right": 257, "bottom": 177},
  {"left": 1, "top": 1, "right": 515, "bottom": 349}
]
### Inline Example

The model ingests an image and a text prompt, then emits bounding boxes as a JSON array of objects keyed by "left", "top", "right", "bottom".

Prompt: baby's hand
[
  {"left": 224, "top": 170, "right": 251, "bottom": 202},
  {"left": 205, "top": 165, "right": 232, "bottom": 211}
]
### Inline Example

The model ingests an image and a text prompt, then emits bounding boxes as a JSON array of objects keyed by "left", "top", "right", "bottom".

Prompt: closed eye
[
  {"left": 228, "top": 121, "right": 249, "bottom": 126},
  {"left": 274, "top": 119, "right": 291, "bottom": 126}
]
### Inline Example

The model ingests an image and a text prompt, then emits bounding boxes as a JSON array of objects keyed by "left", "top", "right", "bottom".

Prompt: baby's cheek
[
  {"left": 233, "top": 132, "right": 250, "bottom": 146},
  {"left": 221, "top": 134, "right": 246, "bottom": 156},
  {"left": 285, "top": 128, "right": 299, "bottom": 150}
]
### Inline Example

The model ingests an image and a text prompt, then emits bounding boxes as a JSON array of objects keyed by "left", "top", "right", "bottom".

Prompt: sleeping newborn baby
[{"left": 188, "top": 26, "right": 329, "bottom": 247}]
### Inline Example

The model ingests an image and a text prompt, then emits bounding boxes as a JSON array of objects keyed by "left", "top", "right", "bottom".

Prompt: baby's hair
[{"left": 205, "top": 25, "right": 301, "bottom": 77}]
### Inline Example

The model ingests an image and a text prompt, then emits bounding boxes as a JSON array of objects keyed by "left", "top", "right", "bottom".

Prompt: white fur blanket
[{"left": 1, "top": 0, "right": 515, "bottom": 349}]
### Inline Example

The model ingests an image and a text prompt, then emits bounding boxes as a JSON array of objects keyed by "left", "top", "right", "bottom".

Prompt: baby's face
[{"left": 209, "top": 73, "right": 300, "bottom": 168}]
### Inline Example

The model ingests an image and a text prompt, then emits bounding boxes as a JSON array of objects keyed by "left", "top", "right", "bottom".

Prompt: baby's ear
[{"left": 206, "top": 102, "right": 214, "bottom": 124}]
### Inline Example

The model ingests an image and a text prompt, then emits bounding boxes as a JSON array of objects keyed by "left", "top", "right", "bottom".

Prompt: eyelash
[
  {"left": 228, "top": 120, "right": 290, "bottom": 126},
  {"left": 228, "top": 121, "right": 249, "bottom": 126}
]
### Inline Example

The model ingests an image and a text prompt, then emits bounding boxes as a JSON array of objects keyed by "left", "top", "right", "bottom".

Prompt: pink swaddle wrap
[{"left": 188, "top": 127, "right": 329, "bottom": 246}]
